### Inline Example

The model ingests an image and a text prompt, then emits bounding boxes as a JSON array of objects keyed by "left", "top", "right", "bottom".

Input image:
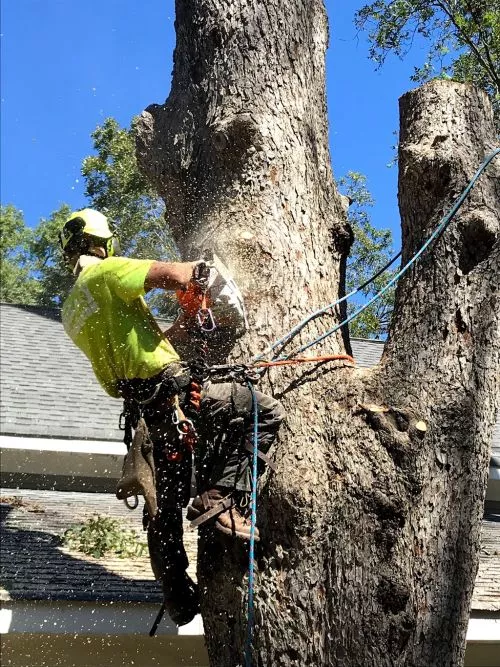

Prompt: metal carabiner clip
[
  {"left": 197, "top": 308, "right": 216, "bottom": 332},
  {"left": 177, "top": 418, "right": 195, "bottom": 437}
]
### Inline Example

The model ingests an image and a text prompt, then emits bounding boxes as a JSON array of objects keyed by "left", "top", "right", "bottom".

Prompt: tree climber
[{"left": 59, "top": 208, "right": 284, "bottom": 627}]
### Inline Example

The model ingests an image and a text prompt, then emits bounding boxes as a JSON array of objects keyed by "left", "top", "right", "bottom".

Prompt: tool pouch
[{"left": 116, "top": 417, "right": 158, "bottom": 518}]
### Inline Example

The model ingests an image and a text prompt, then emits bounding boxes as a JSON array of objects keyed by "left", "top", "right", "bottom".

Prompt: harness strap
[
  {"left": 189, "top": 494, "right": 235, "bottom": 528},
  {"left": 243, "top": 441, "right": 276, "bottom": 471}
]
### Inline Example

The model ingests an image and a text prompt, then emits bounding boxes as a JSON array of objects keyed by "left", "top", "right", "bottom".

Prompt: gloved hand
[
  {"left": 192, "top": 260, "right": 212, "bottom": 289},
  {"left": 176, "top": 258, "right": 215, "bottom": 319}
]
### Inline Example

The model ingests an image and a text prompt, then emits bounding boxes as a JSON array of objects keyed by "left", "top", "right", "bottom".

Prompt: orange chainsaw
[{"left": 176, "top": 252, "right": 248, "bottom": 334}]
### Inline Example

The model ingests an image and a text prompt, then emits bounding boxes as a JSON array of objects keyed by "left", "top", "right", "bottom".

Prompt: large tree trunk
[{"left": 136, "top": 1, "right": 500, "bottom": 664}]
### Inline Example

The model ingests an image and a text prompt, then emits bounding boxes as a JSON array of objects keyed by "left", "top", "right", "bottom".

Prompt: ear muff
[{"left": 106, "top": 236, "right": 121, "bottom": 257}]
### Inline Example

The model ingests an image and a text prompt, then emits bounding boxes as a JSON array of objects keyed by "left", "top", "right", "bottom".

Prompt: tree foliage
[
  {"left": 338, "top": 172, "right": 396, "bottom": 338},
  {"left": 0, "top": 205, "right": 40, "bottom": 304},
  {"left": 1, "top": 203, "right": 78, "bottom": 307},
  {"left": 82, "top": 118, "right": 179, "bottom": 315},
  {"left": 82, "top": 118, "right": 175, "bottom": 260},
  {"left": 355, "top": 0, "right": 500, "bottom": 125},
  {"left": 30, "top": 205, "right": 76, "bottom": 306}
]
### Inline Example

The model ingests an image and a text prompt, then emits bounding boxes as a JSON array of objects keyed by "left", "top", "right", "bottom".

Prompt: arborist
[{"left": 59, "top": 208, "right": 284, "bottom": 627}]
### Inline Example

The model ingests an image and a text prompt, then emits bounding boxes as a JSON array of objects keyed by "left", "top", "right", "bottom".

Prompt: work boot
[
  {"left": 162, "top": 571, "right": 200, "bottom": 627},
  {"left": 187, "top": 488, "right": 260, "bottom": 542}
]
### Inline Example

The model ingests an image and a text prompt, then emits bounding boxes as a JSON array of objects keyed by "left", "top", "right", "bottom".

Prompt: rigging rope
[
  {"left": 245, "top": 381, "right": 259, "bottom": 667},
  {"left": 252, "top": 148, "right": 500, "bottom": 364}
]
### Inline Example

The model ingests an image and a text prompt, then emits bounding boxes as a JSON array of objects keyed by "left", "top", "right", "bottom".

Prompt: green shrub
[{"left": 61, "top": 515, "right": 147, "bottom": 559}]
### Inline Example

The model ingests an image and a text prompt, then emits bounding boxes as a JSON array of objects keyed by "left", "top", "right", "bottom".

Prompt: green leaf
[{"left": 355, "top": 0, "right": 500, "bottom": 129}]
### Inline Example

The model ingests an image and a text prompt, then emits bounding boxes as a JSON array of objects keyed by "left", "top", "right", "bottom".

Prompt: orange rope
[{"left": 253, "top": 354, "right": 355, "bottom": 369}]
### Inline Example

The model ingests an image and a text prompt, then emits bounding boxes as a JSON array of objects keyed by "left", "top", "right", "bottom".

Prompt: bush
[{"left": 61, "top": 515, "right": 147, "bottom": 559}]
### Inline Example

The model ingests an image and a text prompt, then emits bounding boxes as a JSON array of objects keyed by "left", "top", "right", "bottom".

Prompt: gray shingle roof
[
  {"left": 0, "top": 304, "right": 122, "bottom": 441},
  {"left": 0, "top": 488, "right": 197, "bottom": 603},
  {"left": 350, "top": 337, "right": 385, "bottom": 368}
]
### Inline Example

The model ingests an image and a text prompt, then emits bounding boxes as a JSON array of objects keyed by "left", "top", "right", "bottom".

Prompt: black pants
[
  {"left": 145, "top": 381, "right": 284, "bottom": 577},
  {"left": 197, "top": 381, "right": 284, "bottom": 492}
]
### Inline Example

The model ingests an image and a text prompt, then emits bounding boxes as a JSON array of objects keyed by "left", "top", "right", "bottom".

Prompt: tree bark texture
[{"left": 136, "top": 0, "right": 499, "bottom": 663}]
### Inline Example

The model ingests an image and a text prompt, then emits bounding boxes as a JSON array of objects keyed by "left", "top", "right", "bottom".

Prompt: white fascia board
[
  {"left": 0, "top": 435, "right": 126, "bottom": 480},
  {"left": 466, "top": 618, "right": 500, "bottom": 642},
  {"left": 0, "top": 600, "right": 203, "bottom": 637},
  {"left": 1, "top": 602, "right": 496, "bottom": 644},
  {"left": 0, "top": 435, "right": 125, "bottom": 455}
]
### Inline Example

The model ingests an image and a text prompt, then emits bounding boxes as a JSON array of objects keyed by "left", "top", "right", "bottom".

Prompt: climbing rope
[
  {"left": 253, "top": 147, "right": 500, "bottom": 363},
  {"left": 245, "top": 381, "right": 259, "bottom": 667}
]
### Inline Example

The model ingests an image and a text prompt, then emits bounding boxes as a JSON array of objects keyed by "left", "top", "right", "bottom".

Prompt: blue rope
[
  {"left": 277, "top": 148, "right": 499, "bottom": 360},
  {"left": 252, "top": 250, "right": 402, "bottom": 363},
  {"left": 245, "top": 381, "right": 259, "bottom": 667}
]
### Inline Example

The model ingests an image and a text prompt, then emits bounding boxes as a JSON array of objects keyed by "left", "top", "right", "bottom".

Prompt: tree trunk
[{"left": 136, "top": 1, "right": 500, "bottom": 664}]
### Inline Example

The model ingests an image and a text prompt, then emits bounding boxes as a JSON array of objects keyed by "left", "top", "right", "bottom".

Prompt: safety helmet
[{"left": 59, "top": 209, "right": 120, "bottom": 258}]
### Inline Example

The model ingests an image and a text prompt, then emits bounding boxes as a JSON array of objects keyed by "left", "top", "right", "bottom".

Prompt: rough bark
[{"left": 136, "top": 1, "right": 500, "bottom": 664}]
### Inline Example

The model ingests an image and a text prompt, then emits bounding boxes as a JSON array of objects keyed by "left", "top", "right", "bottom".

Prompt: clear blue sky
[{"left": 1, "top": 0, "right": 427, "bottom": 248}]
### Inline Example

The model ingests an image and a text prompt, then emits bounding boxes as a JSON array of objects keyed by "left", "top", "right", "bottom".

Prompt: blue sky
[{"left": 1, "top": 1, "right": 427, "bottom": 248}]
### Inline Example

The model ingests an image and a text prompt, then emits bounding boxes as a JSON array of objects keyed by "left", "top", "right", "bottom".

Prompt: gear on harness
[
  {"left": 116, "top": 362, "right": 193, "bottom": 513},
  {"left": 116, "top": 416, "right": 158, "bottom": 518}
]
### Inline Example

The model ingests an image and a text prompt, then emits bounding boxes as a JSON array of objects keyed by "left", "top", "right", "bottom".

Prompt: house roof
[
  {"left": 1, "top": 488, "right": 498, "bottom": 613},
  {"left": 1, "top": 303, "right": 497, "bottom": 457},
  {"left": 0, "top": 303, "right": 122, "bottom": 442},
  {"left": 0, "top": 487, "right": 198, "bottom": 604}
]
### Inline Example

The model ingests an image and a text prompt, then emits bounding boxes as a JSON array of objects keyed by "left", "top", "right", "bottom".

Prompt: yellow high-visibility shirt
[{"left": 62, "top": 256, "right": 180, "bottom": 397}]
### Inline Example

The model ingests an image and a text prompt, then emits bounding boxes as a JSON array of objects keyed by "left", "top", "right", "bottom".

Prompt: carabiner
[
  {"left": 197, "top": 308, "right": 216, "bottom": 332},
  {"left": 177, "top": 418, "right": 195, "bottom": 437},
  {"left": 124, "top": 495, "right": 139, "bottom": 510}
]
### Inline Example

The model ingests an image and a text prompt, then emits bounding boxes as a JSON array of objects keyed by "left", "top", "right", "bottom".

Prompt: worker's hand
[
  {"left": 176, "top": 260, "right": 216, "bottom": 320},
  {"left": 192, "top": 260, "right": 212, "bottom": 290}
]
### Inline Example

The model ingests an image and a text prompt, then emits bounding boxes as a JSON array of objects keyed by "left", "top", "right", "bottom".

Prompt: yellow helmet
[{"left": 59, "top": 209, "right": 119, "bottom": 258}]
